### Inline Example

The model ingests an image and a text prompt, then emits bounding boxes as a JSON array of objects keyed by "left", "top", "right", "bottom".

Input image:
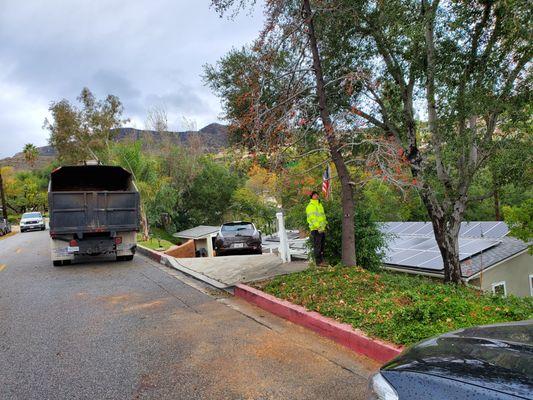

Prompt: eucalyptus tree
[{"left": 45, "top": 87, "right": 127, "bottom": 164}]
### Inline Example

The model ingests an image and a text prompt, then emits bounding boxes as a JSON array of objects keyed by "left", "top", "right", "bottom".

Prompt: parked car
[
  {"left": 20, "top": 212, "right": 46, "bottom": 232},
  {"left": 368, "top": 320, "right": 533, "bottom": 400},
  {"left": 215, "top": 221, "right": 262, "bottom": 256},
  {"left": 0, "top": 218, "right": 11, "bottom": 236}
]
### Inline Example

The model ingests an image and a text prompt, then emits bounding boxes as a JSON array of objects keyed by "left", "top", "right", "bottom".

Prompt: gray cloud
[{"left": 0, "top": 0, "right": 263, "bottom": 157}]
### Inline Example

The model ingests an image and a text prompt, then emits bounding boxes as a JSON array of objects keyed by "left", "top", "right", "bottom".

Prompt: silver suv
[{"left": 20, "top": 212, "right": 46, "bottom": 232}]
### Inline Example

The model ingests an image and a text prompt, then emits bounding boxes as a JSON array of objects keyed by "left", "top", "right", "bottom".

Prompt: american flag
[{"left": 322, "top": 164, "right": 331, "bottom": 199}]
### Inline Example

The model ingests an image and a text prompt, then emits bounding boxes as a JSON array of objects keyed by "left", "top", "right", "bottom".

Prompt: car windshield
[
  {"left": 22, "top": 212, "right": 41, "bottom": 219},
  {"left": 221, "top": 223, "right": 253, "bottom": 232}
]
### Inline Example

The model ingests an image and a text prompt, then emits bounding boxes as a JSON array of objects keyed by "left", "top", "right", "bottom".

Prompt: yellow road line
[
  {"left": 15, "top": 248, "right": 22, "bottom": 254},
  {"left": 0, "top": 264, "right": 6, "bottom": 272}
]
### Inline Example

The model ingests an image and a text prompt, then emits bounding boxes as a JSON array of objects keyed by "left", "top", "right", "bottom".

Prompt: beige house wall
[
  {"left": 469, "top": 252, "right": 533, "bottom": 297},
  {"left": 193, "top": 237, "right": 215, "bottom": 257}
]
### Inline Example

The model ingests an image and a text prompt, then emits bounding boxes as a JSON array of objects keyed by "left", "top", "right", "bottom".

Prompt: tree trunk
[
  {"left": 140, "top": 204, "right": 150, "bottom": 242},
  {"left": 432, "top": 219, "right": 462, "bottom": 283},
  {"left": 493, "top": 187, "right": 501, "bottom": 221},
  {"left": 302, "top": 0, "right": 357, "bottom": 266},
  {"left": 419, "top": 189, "right": 464, "bottom": 284},
  {"left": 0, "top": 171, "right": 8, "bottom": 221}
]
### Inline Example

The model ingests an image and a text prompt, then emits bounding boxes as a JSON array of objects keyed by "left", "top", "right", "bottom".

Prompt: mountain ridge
[{"left": 0, "top": 123, "right": 228, "bottom": 171}]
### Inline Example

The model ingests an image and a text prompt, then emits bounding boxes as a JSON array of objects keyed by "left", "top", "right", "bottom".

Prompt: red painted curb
[
  {"left": 137, "top": 245, "right": 162, "bottom": 263},
  {"left": 235, "top": 284, "right": 403, "bottom": 364}
]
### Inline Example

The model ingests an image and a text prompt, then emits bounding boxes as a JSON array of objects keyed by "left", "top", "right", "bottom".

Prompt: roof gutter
[{"left": 383, "top": 266, "right": 445, "bottom": 279}]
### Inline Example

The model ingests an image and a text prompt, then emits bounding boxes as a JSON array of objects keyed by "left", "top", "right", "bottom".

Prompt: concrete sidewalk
[{"left": 166, "top": 253, "right": 308, "bottom": 289}]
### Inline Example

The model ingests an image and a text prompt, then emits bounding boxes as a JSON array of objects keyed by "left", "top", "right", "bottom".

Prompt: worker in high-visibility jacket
[{"left": 306, "top": 191, "right": 327, "bottom": 266}]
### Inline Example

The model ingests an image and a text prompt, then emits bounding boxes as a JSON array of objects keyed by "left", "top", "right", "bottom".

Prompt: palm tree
[{"left": 23, "top": 144, "right": 39, "bottom": 167}]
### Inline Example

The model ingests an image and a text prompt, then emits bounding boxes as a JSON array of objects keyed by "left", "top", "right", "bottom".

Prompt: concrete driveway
[{"left": 166, "top": 253, "right": 309, "bottom": 288}]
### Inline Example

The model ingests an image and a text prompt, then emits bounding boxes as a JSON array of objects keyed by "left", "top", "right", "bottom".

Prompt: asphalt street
[{"left": 0, "top": 230, "right": 377, "bottom": 399}]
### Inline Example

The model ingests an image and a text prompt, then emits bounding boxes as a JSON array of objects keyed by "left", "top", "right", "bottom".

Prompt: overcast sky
[{"left": 0, "top": 0, "right": 263, "bottom": 158}]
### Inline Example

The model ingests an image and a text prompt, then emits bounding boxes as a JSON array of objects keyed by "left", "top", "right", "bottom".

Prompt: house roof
[
  {"left": 174, "top": 225, "right": 219, "bottom": 239},
  {"left": 461, "top": 237, "right": 529, "bottom": 279},
  {"left": 379, "top": 221, "right": 529, "bottom": 278}
]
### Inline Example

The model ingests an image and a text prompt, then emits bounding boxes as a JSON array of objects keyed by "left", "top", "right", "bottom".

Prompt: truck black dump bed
[{"left": 48, "top": 165, "right": 140, "bottom": 235}]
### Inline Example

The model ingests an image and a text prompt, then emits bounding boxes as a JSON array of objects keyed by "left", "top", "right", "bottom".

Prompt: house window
[
  {"left": 492, "top": 281, "right": 507, "bottom": 296},
  {"left": 529, "top": 275, "right": 533, "bottom": 297}
]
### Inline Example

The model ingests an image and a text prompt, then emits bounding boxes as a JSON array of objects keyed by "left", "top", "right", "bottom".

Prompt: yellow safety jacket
[{"left": 306, "top": 199, "right": 327, "bottom": 232}]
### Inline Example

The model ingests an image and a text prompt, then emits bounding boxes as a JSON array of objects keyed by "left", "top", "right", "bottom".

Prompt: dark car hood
[{"left": 383, "top": 320, "right": 533, "bottom": 397}]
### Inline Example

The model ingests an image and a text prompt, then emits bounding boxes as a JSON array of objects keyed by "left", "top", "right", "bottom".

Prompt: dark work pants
[{"left": 311, "top": 230, "right": 325, "bottom": 264}]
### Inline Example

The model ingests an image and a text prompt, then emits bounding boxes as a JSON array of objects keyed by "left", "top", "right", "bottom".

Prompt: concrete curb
[
  {"left": 137, "top": 245, "right": 167, "bottom": 264},
  {"left": 234, "top": 284, "right": 403, "bottom": 364},
  {"left": 165, "top": 257, "right": 230, "bottom": 290},
  {"left": 136, "top": 245, "right": 229, "bottom": 290}
]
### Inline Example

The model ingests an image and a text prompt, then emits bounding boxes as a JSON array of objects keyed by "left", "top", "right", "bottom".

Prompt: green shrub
[{"left": 262, "top": 266, "right": 533, "bottom": 346}]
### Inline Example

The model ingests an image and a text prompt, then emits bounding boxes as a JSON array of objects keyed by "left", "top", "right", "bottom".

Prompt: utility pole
[{"left": 0, "top": 170, "right": 8, "bottom": 221}]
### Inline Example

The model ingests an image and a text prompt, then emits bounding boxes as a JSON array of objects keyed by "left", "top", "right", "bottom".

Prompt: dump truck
[{"left": 48, "top": 164, "right": 140, "bottom": 266}]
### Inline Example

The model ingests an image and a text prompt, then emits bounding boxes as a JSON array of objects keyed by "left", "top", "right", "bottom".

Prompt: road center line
[{"left": 0, "top": 264, "right": 7, "bottom": 272}]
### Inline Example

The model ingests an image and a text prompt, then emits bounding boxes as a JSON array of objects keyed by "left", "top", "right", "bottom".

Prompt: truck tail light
[
  {"left": 115, "top": 237, "right": 122, "bottom": 245},
  {"left": 69, "top": 239, "right": 78, "bottom": 247}
]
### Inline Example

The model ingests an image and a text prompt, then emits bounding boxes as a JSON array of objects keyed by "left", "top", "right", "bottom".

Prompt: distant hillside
[
  {"left": 114, "top": 123, "right": 228, "bottom": 152},
  {"left": 0, "top": 145, "right": 56, "bottom": 171},
  {"left": 0, "top": 123, "right": 228, "bottom": 171}
]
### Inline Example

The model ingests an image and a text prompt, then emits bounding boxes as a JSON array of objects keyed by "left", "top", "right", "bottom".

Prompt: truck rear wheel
[{"left": 117, "top": 255, "right": 134, "bottom": 262}]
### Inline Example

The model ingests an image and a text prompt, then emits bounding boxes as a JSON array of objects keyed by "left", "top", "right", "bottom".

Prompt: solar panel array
[
  {"left": 381, "top": 221, "right": 509, "bottom": 239},
  {"left": 380, "top": 221, "right": 507, "bottom": 271}
]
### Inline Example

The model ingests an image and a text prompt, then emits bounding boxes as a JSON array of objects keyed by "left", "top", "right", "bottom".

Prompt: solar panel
[
  {"left": 387, "top": 236, "right": 406, "bottom": 248},
  {"left": 380, "top": 222, "right": 400, "bottom": 233},
  {"left": 391, "top": 222, "right": 413, "bottom": 234},
  {"left": 460, "top": 222, "right": 480, "bottom": 237},
  {"left": 380, "top": 221, "right": 507, "bottom": 272},
  {"left": 479, "top": 222, "right": 501, "bottom": 236},
  {"left": 400, "top": 222, "right": 425, "bottom": 234},
  {"left": 459, "top": 221, "right": 510, "bottom": 238},
  {"left": 458, "top": 238, "right": 475, "bottom": 246},
  {"left": 460, "top": 239, "right": 499, "bottom": 256},
  {"left": 412, "top": 223, "right": 433, "bottom": 235},
  {"left": 483, "top": 221, "right": 509, "bottom": 238},
  {"left": 412, "top": 238, "right": 438, "bottom": 250},
  {"left": 388, "top": 250, "right": 422, "bottom": 264},
  {"left": 393, "top": 237, "right": 429, "bottom": 248},
  {"left": 419, "top": 256, "right": 444, "bottom": 270},
  {"left": 400, "top": 252, "right": 442, "bottom": 267}
]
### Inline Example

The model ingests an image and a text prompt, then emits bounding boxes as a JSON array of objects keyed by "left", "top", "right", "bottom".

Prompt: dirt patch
[
  {"left": 98, "top": 293, "right": 135, "bottom": 305},
  {"left": 123, "top": 299, "right": 166, "bottom": 312},
  {"left": 95, "top": 293, "right": 173, "bottom": 316}
]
